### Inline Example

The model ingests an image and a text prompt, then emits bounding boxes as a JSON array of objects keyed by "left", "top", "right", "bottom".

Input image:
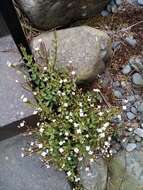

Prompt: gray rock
[
  {"left": 113, "top": 90, "right": 122, "bottom": 98},
  {"left": 127, "top": 112, "right": 136, "bottom": 120},
  {"left": 126, "top": 143, "right": 137, "bottom": 152},
  {"left": 134, "top": 128, "right": 143, "bottom": 138},
  {"left": 122, "top": 64, "right": 131, "bottom": 75},
  {"left": 111, "top": 4, "right": 118, "bottom": 13},
  {"left": 112, "top": 81, "right": 120, "bottom": 87},
  {"left": 108, "top": 150, "right": 143, "bottom": 190},
  {"left": 125, "top": 36, "right": 137, "bottom": 47},
  {"left": 132, "top": 73, "right": 143, "bottom": 86},
  {"left": 131, "top": 106, "right": 137, "bottom": 114},
  {"left": 101, "top": 10, "right": 109, "bottom": 17},
  {"left": 112, "top": 41, "right": 121, "bottom": 50},
  {"left": 135, "top": 135, "right": 141, "bottom": 142},
  {"left": 127, "top": 95, "right": 136, "bottom": 102},
  {"left": 137, "top": 102, "right": 143, "bottom": 113},
  {"left": 138, "top": 0, "right": 143, "bottom": 5},
  {"left": 0, "top": 135, "right": 71, "bottom": 190},
  {"left": 0, "top": 35, "right": 34, "bottom": 127},
  {"left": 79, "top": 158, "right": 107, "bottom": 190},
  {"left": 115, "top": 0, "right": 122, "bottom": 5},
  {"left": 31, "top": 26, "right": 112, "bottom": 84},
  {"left": 15, "top": 0, "right": 109, "bottom": 30}
]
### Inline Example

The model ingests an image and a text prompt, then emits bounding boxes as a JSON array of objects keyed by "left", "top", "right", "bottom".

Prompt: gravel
[
  {"left": 132, "top": 73, "right": 143, "bottom": 86},
  {"left": 127, "top": 112, "right": 136, "bottom": 120},
  {"left": 126, "top": 143, "right": 137, "bottom": 152},
  {"left": 134, "top": 128, "right": 143, "bottom": 138},
  {"left": 113, "top": 90, "right": 122, "bottom": 98},
  {"left": 125, "top": 36, "right": 137, "bottom": 47},
  {"left": 122, "top": 64, "right": 131, "bottom": 75}
]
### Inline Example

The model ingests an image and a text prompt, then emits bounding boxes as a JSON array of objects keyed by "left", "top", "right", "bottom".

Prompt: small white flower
[
  {"left": 59, "top": 80, "right": 63, "bottom": 84},
  {"left": 21, "top": 153, "right": 24, "bottom": 158},
  {"left": 74, "top": 123, "right": 79, "bottom": 128},
  {"left": 74, "top": 147, "right": 79, "bottom": 154},
  {"left": 38, "top": 143, "right": 43, "bottom": 149},
  {"left": 88, "top": 151, "right": 93, "bottom": 155},
  {"left": 23, "top": 97, "right": 28, "bottom": 103},
  {"left": 59, "top": 148, "right": 64, "bottom": 153},
  {"left": 20, "top": 121, "right": 25, "bottom": 127},
  {"left": 43, "top": 67, "right": 47, "bottom": 71},
  {"left": 98, "top": 112, "right": 104, "bottom": 116},
  {"left": 35, "top": 47, "right": 40, "bottom": 51},
  {"left": 75, "top": 177, "right": 80, "bottom": 182},
  {"left": 41, "top": 151, "right": 47, "bottom": 157},
  {"left": 65, "top": 132, "right": 69, "bottom": 136},
  {"left": 108, "top": 136, "right": 112, "bottom": 141},
  {"left": 37, "top": 122, "right": 40, "bottom": 126},
  {"left": 30, "top": 141, "right": 34, "bottom": 146},
  {"left": 80, "top": 111, "right": 84, "bottom": 117},
  {"left": 103, "top": 122, "right": 110, "bottom": 128},
  {"left": 72, "top": 92, "right": 75, "bottom": 95},
  {"left": 76, "top": 128, "right": 81, "bottom": 134},
  {"left": 99, "top": 133, "right": 105, "bottom": 138},
  {"left": 38, "top": 38, "right": 42, "bottom": 43},
  {"left": 7, "top": 60, "right": 12, "bottom": 67},
  {"left": 46, "top": 164, "right": 50, "bottom": 169},
  {"left": 52, "top": 119, "right": 56, "bottom": 122},
  {"left": 33, "top": 92, "right": 37, "bottom": 96},
  {"left": 87, "top": 98, "right": 91, "bottom": 102},
  {"left": 78, "top": 157, "right": 83, "bottom": 161},
  {"left": 122, "top": 106, "right": 127, "bottom": 110},
  {"left": 117, "top": 114, "right": 122, "bottom": 120},
  {"left": 69, "top": 60, "right": 72, "bottom": 63},
  {"left": 93, "top": 89, "right": 100, "bottom": 92},
  {"left": 63, "top": 79, "right": 68, "bottom": 83},
  {"left": 104, "top": 141, "right": 110, "bottom": 147},
  {"left": 15, "top": 80, "right": 19, "bottom": 83},
  {"left": 123, "top": 99, "right": 128, "bottom": 103},
  {"left": 67, "top": 157, "right": 71, "bottom": 161},
  {"left": 97, "top": 105, "right": 101, "bottom": 109},
  {"left": 33, "top": 110, "right": 38, "bottom": 115},
  {"left": 67, "top": 171, "right": 72, "bottom": 177},
  {"left": 96, "top": 128, "right": 103, "bottom": 133},
  {"left": 65, "top": 116, "right": 70, "bottom": 120},
  {"left": 69, "top": 119, "right": 73, "bottom": 123},
  {"left": 71, "top": 71, "right": 76, "bottom": 75},
  {"left": 64, "top": 103, "right": 68, "bottom": 107},
  {"left": 59, "top": 141, "right": 64, "bottom": 146},
  {"left": 90, "top": 158, "right": 94, "bottom": 162},
  {"left": 86, "top": 134, "right": 89, "bottom": 138},
  {"left": 62, "top": 92, "right": 66, "bottom": 96},
  {"left": 20, "top": 95, "right": 24, "bottom": 100},
  {"left": 86, "top": 146, "right": 90, "bottom": 151},
  {"left": 85, "top": 167, "right": 90, "bottom": 172},
  {"left": 39, "top": 128, "right": 44, "bottom": 133}
]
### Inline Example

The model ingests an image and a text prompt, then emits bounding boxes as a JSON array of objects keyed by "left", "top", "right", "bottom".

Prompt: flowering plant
[{"left": 22, "top": 41, "right": 119, "bottom": 189}]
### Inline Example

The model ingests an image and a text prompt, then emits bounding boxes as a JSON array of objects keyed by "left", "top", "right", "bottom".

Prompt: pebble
[
  {"left": 101, "top": 10, "right": 109, "bottom": 16},
  {"left": 134, "top": 128, "right": 143, "bottom": 138},
  {"left": 112, "top": 41, "right": 121, "bottom": 50},
  {"left": 127, "top": 112, "right": 136, "bottom": 120},
  {"left": 127, "top": 95, "right": 135, "bottom": 102},
  {"left": 113, "top": 90, "right": 122, "bottom": 98},
  {"left": 138, "top": 0, "right": 143, "bottom": 5},
  {"left": 137, "top": 102, "right": 143, "bottom": 113},
  {"left": 115, "top": 0, "right": 122, "bottom": 5},
  {"left": 125, "top": 36, "right": 137, "bottom": 47},
  {"left": 132, "top": 73, "right": 143, "bottom": 86},
  {"left": 131, "top": 106, "right": 137, "bottom": 114},
  {"left": 135, "top": 135, "right": 141, "bottom": 142},
  {"left": 122, "top": 64, "right": 131, "bottom": 75},
  {"left": 126, "top": 143, "right": 137, "bottom": 152},
  {"left": 113, "top": 81, "right": 120, "bottom": 87}
]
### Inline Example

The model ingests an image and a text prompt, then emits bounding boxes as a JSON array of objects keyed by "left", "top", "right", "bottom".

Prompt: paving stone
[
  {"left": 134, "top": 128, "right": 143, "bottom": 138},
  {"left": 0, "top": 134, "right": 71, "bottom": 190},
  {"left": 0, "top": 35, "right": 34, "bottom": 127}
]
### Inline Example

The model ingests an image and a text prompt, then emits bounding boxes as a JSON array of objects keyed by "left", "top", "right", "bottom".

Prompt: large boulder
[
  {"left": 31, "top": 26, "right": 112, "bottom": 84},
  {"left": 15, "top": 0, "right": 110, "bottom": 30},
  {"left": 107, "top": 150, "right": 143, "bottom": 190},
  {"left": 78, "top": 158, "right": 107, "bottom": 190}
]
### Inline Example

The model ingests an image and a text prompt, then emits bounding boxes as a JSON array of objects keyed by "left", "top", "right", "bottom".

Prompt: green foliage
[{"left": 21, "top": 41, "right": 119, "bottom": 189}]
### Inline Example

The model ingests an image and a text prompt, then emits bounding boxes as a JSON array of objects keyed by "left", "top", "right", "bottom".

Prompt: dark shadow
[
  {"left": 0, "top": 115, "right": 39, "bottom": 141},
  {"left": 0, "top": 13, "right": 9, "bottom": 37}
]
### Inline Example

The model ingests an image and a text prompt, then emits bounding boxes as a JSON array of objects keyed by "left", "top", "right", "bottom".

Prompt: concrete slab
[
  {"left": 0, "top": 35, "right": 34, "bottom": 127},
  {"left": 0, "top": 134, "right": 71, "bottom": 190}
]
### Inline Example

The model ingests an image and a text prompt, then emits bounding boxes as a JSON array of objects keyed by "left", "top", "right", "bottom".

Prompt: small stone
[
  {"left": 112, "top": 41, "right": 120, "bottom": 50},
  {"left": 111, "top": 4, "right": 118, "bottom": 13},
  {"left": 113, "top": 90, "right": 122, "bottom": 98},
  {"left": 126, "top": 143, "right": 137, "bottom": 152},
  {"left": 122, "top": 65, "right": 131, "bottom": 75},
  {"left": 127, "top": 112, "right": 136, "bottom": 120},
  {"left": 131, "top": 106, "right": 137, "bottom": 114},
  {"left": 138, "top": 0, "right": 143, "bottom": 5},
  {"left": 132, "top": 73, "right": 143, "bottom": 86},
  {"left": 135, "top": 135, "right": 141, "bottom": 142},
  {"left": 134, "top": 128, "right": 143, "bottom": 138},
  {"left": 137, "top": 102, "right": 143, "bottom": 113},
  {"left": 115, "top": 0, "right": 122, "bottom": 5},
  {"left": 101, "top": 10, "right": 109, "bottom": 17},
  {"left": 127, "top": 95, "right": 135, "bottom": 102},
  {"left": 125, "top": 36, "right": 137, "bottom": 47},
  {"left": 112, "top": 81, "right": 120, "bottom": 87}
]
